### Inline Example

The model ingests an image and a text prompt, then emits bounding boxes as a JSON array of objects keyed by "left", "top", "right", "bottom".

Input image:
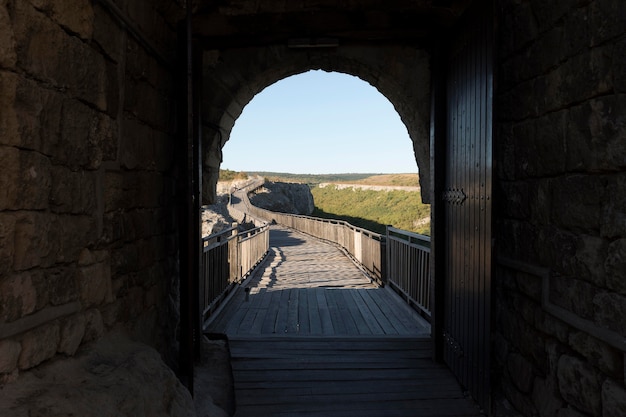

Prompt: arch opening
[{"left": 200, "top": 44, "right": 432, "bottom": 205}]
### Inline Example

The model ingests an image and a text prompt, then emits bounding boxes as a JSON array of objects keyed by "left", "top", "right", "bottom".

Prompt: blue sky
[{"left": 221, "top": 70, "right": 418, "bottom": 174}]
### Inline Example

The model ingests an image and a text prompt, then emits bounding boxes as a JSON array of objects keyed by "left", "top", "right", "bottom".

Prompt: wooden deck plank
[
  {"left": 229, "top": 337, "right": 482, "bottom": 417},
  {"left": 203, "top": 226, "right": 480, "bottom": 416}
]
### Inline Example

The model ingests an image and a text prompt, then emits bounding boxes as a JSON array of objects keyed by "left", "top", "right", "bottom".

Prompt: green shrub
[{"left": 310, "top": 185, "right": 430, "bottom": 235}]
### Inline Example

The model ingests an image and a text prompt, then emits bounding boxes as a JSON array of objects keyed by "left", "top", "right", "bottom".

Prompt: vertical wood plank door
[{"left": 442, "top": 2, "right": 493, "bottom": 412}]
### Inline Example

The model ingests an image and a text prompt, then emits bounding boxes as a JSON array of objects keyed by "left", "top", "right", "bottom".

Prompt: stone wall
[
  {"left": 494, "top": 1, "right": 626, "bottom": 416},
  {"left": 0, "top": 0, "right": 183, "bottom": 384}
]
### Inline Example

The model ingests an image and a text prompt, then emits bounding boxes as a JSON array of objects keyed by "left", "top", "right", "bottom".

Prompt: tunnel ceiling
[{"left": 192, "top": 0, "right": 473, "bottom": 49}]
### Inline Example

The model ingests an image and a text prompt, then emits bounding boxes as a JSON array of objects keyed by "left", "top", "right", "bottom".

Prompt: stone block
[
  {"left": 50, "top": 166, "right": 96, "bottom": 214},
  {"left": 593, "top": 291, "right": 626, "bottom": 334},
  {"left": 534, "top": 311, "right": 569, "bottom": 345},
  {"left": 555, "top": 406, "right": 590, "bottom": 417},
  {"left": 58, "top": 313, "right": 86, "bottom": 356},
  {"left": 605, "top": 238, "right": 626, "bottom": 295},
  {"left": 550, "top": 175, "right": 605, "bottom": 234},
  {"left": 0, "top": 1, "right": 16, "bottom": 68},
  {"left": 49, "top": 214, "right": 97, "bottom": 265},
  {"left": 549, "top": 274, "right": 598, "bottom": 321},
  {"left": 0, "top": 212, "right": 15, "bottom": 275},
  {"left": 0, "top": 147, "right": 52, "bottom": 211},
  {"left": 615, "top": 38, "right": 626, "bottom": 93},
  {"left": 602, "top": 173, "right": 626, "bottom": 239},
  {"left": 0, "top": 339, "right": 21, "bottom": 374},
  {"left": 508, "top": 352, "right": 535, "bottom": 393},
  {"left": 589, "top": 0, "right": 626, "bottom": 47},
  {"left": 13, "top": 212, "right": 51, "bottom": 271},
  {"left": 78, "top": 259, "right": 113, "bottom": 308},
  {"left": 529, "top": 0, "right": 573, "bottom": 31},
  {"left": 13, "top": 1, "right": 110, "bottom": 112},
  {"left": 59, "top": 99, "right": 117, "bottom": 170},
  {"left": 557, "top": 354, "right": 602, "bottom": 416},
  {"left": 32, "top": 266, "right": 79, "bottom": 307},
  {"left": 27, "top": 0, "right": 94, "bottom": 40},
  {"left": 92, "top": 3, "right": 124, "bottom": 63},
  {"left": 18, "top": 322, "right": 60, "bottom": 369},
  {"left": 83, "top": 309, "right": 104, "bottom": 343},
  {"left": 568, "top": 331, "right": 623, "bottom": 378},
  {"left": 602, "top": 379, "right": 626, "bottom": 417},
  {"left": 0, "top": 272, "right": 37, "bottom": 323},
  {"left": 567, "top": 96, "right": 626, "bottom": 173},
  {"left": 532, "top": 376, "right": 565, "bottom": 417}
]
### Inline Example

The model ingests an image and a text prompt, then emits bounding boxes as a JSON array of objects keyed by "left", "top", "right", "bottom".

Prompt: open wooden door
[{"left": 432, "top": 1, "right": 494, "bottom": 412}]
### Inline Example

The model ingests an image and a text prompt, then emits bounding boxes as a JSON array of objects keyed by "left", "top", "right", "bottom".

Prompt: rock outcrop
[
  {"left": 0, "top": 332, "right": 196, "bottom": 417},
  {"left": 249, "top": 181, "right": 314, "bottom": 215}
]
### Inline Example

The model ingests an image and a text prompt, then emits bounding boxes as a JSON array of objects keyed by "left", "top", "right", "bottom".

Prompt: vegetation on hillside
[
  {"left": 219, "top": 169, "right": 249, "bottom": 181},
  {"left": 310, "top": 185, "right": 430, "bottom": 235},
  {"left": 244, "top": 172, "right": 383, "bottom": 186},
  {"left": 335, "top": 173, "right": 420, "bottom": 187}
]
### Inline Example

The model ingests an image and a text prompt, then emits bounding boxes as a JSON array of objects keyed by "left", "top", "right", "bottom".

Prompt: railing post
[{"left": 231, "top": 223, "right": 240, "bottom": 282}]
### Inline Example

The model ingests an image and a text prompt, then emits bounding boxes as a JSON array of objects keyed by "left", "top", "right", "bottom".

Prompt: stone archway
[{"left": 200, "top": 44, "right": 432, "bottom": 205}]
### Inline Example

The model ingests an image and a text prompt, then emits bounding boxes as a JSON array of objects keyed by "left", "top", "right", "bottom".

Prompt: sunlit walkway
[{"left": 205, "top": 226, "right": 481, "bottom": 416}]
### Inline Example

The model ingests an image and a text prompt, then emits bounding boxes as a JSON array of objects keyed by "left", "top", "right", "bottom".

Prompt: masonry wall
[
  {"left": 494, "top": 1, "right": 625, "bottom": 416},
  {"left": 0, "top": 0, "right": 183, "bottom": 384}
]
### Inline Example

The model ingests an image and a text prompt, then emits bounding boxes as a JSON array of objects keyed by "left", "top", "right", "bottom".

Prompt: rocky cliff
[{"left": 248, "top": 181, "right": 314, "bottom": 215}]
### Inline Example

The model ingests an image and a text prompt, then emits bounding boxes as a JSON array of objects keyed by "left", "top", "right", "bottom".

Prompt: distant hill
[{"left": 241, "top": 172, "right": 419, "bottom": 187}]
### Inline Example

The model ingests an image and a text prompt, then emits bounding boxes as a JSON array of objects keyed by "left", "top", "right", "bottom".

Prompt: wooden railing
[
  {"left": 385, "top": 226, "right": 431, "bottom": 320},
  {"left": 242, "top": 192, "right": 386, "bottom": 286},
  {"left": 208, "top": 178, "right": 431, "bottom": 323},
  {"left": 201, "top": 222, "right": 269, "bottom": 324}
]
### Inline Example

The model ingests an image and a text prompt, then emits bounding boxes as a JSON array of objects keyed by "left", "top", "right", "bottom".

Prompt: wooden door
[{"left": 434, "top": 2, "right": 494, "bottom": 411}]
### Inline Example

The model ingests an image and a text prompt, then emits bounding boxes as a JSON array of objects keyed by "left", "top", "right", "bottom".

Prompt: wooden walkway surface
[{"left": 205, "top": 226, "right": 481, "bottom": 416}]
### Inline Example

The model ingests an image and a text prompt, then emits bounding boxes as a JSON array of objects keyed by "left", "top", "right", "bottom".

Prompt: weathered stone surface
[
  {"left": 0, "top": 273, "right": 37, "bottom": 323},
  {"left": 508, "top": 352, "right": 535, "bottom": 393},
  {"left": 557, "top": 355, "right": 602, "bottom": 416},
  {"left": 50, "top": 166, "right": 96, "bottom": 214},
  {"left": 27, "top": 0, "right": 94, "bottom": 40},
  {"left": 249, "top": 181, "right": 315, "bottom": 215},
  {"left": 555, "top": 406, "right": 591, "bottom": 417},
  {"left": 602, "top": 173, "right": 626, "bottom": 239},
  {"left": 32, "top": 266, "right": 79, "bottom": 307},
  {"left": 549, "top": 274, "right": 598, "bottom": 321},
  {"left": 195, "top": 337, "right": 235, "bottom": 417},
  {"left": 58, "top": 313, "right": 86, "bottom": 356},
  {"left": 0, "top": 212, "right": 15, "bottom": 275},
  {"left": 84, "top": 309, "right": 104, "bottom": 343},
  {"left": 593, "top": 291, "right": 626, "bottom": 334},
  {"left": 0, "top": 147, "right": 51, "bottom": 211},
  {"left": 78, "top": 258, "right": 113, "bottom": 308},
  {"left": 13, "top": 212, "right": 51, "bottom": 271},
  {"left": 12, "top": 2, "right": 116, "bottom": 114},
  {"left": 568, "top": 331, "right": 623, "bottom": 378},
  {"left": 602, "top": 378, "right": 626, "bottom": 417},
  {"left": 0, "top": 0, "right": 16, "bottom": 68},
  {"left": 18, "top": 322, "right": 60, "bottom": 370},
  {"left": 532, "top": 376, "right": 565, "bottom": 417},
  {"left": 49, "top": 214, "right": 97, "bottom": 265},
  {"left": 605, "top": 239, "right": 626, "bottom": 295},
  {"left": 0, "top": 332, "right": 196, "bottom": 417},
  {"left": 0, "top": 340, "right": 21, "bottom": 373}
]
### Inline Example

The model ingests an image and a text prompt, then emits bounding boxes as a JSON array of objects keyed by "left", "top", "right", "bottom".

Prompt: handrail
[
  {"left": 243, "top": 187, "right": 431, "bottom": 318},
  {"left": 200, "top": 221, "right": 270, "bottom": 324},
  {"left": 240, "top": 189, "right": 386, "bottom": 285},
  {"left": 386, "top": 226, "right": 431, "bottom": 319}
]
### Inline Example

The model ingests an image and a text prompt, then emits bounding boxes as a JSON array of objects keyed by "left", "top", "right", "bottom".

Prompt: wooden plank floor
[
  {"left": 229, "top": 337, "right": 482, "bottom": 417},
  {"left": 205, "top": 226, "right": 481, "bottom": 417},
  {"left": 206, "top": 226, "right": 430, "bottom": 337}
]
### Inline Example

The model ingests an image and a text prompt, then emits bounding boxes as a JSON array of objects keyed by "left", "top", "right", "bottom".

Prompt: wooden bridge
[{"left": 205, "top": 225, "right": 482, "bottom": 417}]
